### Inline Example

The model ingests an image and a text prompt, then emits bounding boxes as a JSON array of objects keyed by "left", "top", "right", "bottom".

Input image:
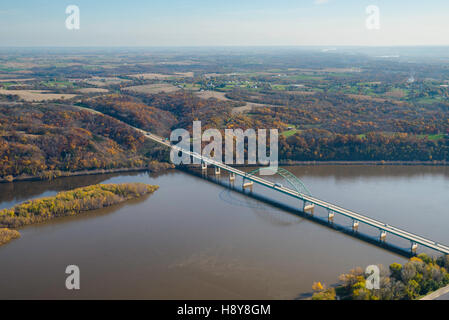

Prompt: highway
[{"left": 142, "top": 131, "right": 449, "bottom": 255}]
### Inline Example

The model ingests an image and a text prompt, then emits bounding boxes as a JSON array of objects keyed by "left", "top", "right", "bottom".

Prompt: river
[{"left": 0, "top": 165, "right": 448, "bottom": 299}]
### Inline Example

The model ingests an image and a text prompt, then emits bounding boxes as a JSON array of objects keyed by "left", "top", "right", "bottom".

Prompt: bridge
[{"left": 142, "top": 131, "right": 449, "bottom": 256}]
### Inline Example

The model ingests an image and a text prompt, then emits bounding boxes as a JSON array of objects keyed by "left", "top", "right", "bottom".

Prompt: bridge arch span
[{"left": 245, "top": 167, "right": 312, "bottom": 196}]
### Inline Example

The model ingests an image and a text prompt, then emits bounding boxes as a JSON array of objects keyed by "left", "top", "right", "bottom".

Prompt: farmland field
[
  {"left": 122, "top": 83, "right": 180, "bottom": 94},
  {"left": 0, "top": 89, "right": 77, "bottom": 101}
]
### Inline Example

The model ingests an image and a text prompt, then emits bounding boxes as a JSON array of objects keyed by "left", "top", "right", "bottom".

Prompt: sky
[{"left": 1, "top": 0, "right": 449, "bottom": 47}]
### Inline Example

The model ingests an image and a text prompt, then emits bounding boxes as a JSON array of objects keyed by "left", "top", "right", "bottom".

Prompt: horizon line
[{"left": 2, "top": 45, "right": 449, "bottom": 49}]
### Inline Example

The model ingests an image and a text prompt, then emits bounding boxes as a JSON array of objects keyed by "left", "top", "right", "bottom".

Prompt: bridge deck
[{"left": 143, "top": 132, "right": 449, "bottom": 255}]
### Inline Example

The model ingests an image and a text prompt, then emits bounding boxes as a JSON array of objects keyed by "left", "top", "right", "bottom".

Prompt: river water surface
[{"left": 0, "top": 165, "right": 448, "bottom": 299}]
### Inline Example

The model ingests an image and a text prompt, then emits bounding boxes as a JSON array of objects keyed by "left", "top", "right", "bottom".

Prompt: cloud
[{"left": 314, "top": 0, "right": 330, "bottom": 4}]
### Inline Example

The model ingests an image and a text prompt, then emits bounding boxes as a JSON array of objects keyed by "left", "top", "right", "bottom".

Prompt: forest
[
  {"left": 79, "top": 94, "right": 177, "bottom": 136},
  {"left": 0, "top": 102, "right": 169, "bottom": 181},
  {"left": 79, "top": 92, "right": 449, "bottom": 162},
  {"left": 279, "top": 130, "right": 449, "bottom": 162}
]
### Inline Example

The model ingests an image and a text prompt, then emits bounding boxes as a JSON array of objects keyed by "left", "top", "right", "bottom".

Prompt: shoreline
[
  {"left": 2, "top": 161, "right": 448, "bottom": 184},
  {"left": 0, "top": 167, "right": 151, "bottom": 184},
  {"left": 420, "top": 284, "right": 449, "bottom": 300},
  {"left": 278, "top": 160, "right": 448, "bottom": 166}
]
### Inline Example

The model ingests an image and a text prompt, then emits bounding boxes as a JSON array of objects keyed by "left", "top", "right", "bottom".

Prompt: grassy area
[
  {"left": 282, "top": 129, "right": 298, "bottom": 137},
  {"left": 180, "top": 83, "right": 201, "bottom": 90},
  {"left": 271, "top": 84, "right": 288, "bottom": 90},
  {"left": 385, "top": 88, "right": 407, "bottom": 99},
  {"left": 0, "top": 66, "right": 23, "bottom": 72},
  {"left": 417, "top": 133, "right": 446, "bottom": 140},
  {"left": 281, "top": 125, "right": 299, "bottom": 137},
  {"left": 414, "top": 96, "right": 446, "bottom": 105},
  {"left": 39, "top": 80, "right": 74, "bottom": 89},
  {"left": 356, "top": 132, "right": 446, "bottom": 141},
  {"left": 0, "top": 82, "right": 14, "bottom": 89}
]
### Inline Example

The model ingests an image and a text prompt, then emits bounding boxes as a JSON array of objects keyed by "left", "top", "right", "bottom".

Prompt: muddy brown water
[{"left": 0, "top": 165, "right": 448, "bottom": 299}]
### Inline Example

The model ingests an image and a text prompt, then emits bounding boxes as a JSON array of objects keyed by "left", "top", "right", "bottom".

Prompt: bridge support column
[
  {"left": 214, "top": 167, "right": 221, "bottom": 175},
  {"left": 411, "top": 242, "right": 418, "bottom": 255},
  {"left": 229, "top": 172, "right": 235, "bottom": 181},
  {"left": 243, "top": 181, "right": 253, "bottom": 191},
  {"left": 380, "top": 230, "right": 387, "bottom": 242},
  {"left": 352, "top": 220, "right": 359, "bottom": 232},
  {"left": 303, "top": 202, "right": 315, "bottom": 215},
  {"left": 201, "top": 162, "right": 207, "bottom": 171},
  {"left": 328, "top": 211, "right": 335, "bottom": 223}
]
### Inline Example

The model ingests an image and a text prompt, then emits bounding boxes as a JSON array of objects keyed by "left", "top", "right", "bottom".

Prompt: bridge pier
[
  {"left": 411, "top": 242, "right": 418, "bottom": 255},
  {"left": 352, "top": 220, "right": 359, "bottom": 232},
  {"left": 303, "top": 202, "right": 315, "bottom": 215},
  {"left": 243, "top": 181, "right": 254, "bottom": 191},
  {"left": 214, "top": 166, "right": 221, "bottom": 175},
  {"left": 380, "top": 230, "right": 387, "bottom": 242},
  {"left": 229, "top": 172, "right": 235, "bottom": 181},
  {"left": 328, "top": 210, "right": 335, "bottom": 223},
  {"left": 201, "top": 162, "right": 207, "bottom": 171}
]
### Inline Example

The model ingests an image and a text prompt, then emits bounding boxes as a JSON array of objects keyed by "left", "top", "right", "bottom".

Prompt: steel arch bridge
[{"left": 245, "top": 167, "right": 312, "bottom": 196}]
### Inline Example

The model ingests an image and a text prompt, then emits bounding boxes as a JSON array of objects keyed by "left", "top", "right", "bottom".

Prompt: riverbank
[
  {"left": 312, "top": 254, "right": 449, "bottom": 300},
  {"left": 0, "top": 183, "right": 159, "bottom": 245},
  {"left": 0, "top": 161, "right": 174, "bottom": 184},
  {"left": 279, "top": 160, "right": 449, "bottom": 166},
  {"left": 420, "top": 284, "right": 449, "bottom": 300},
  {"left": 3, "top": 160, "right": 447, "bottom": 184}
]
